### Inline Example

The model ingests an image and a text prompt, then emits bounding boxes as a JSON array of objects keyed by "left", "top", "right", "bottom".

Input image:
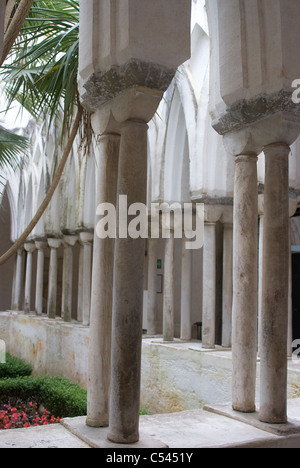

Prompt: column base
[
  {"left": 258, "top": 411, "right": 287, "bottom": 425},
  {"left": 107, "top": 431, "right": 139, "bottom": 445},
  {"left": 86, "top": 417, "right": 109, "bottom": 428},
  {"left": 232, "top": 404, "right": 256, "bottom": 414}
]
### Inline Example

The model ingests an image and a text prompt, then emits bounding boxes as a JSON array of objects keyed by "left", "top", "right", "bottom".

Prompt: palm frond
[
  {"left": 0, "top": 126, "right": 29, "bottom": 205},
  {"left": 1, "top": 0, "right": 80, "bottom": 136},
  {"left": 0, "top": 126, "right": 28, "bottom": 171}
]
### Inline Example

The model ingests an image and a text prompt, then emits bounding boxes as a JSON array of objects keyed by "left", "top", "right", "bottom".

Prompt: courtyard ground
[{"left": 1, "top": 398, "right": 300, "bottom": 448}]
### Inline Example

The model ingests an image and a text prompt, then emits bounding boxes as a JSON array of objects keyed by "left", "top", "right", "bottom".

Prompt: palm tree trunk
[
  {"left": 0, "top": 0, "right": 35, "bottom": 66},
  {"left": 0, "top": 106, "right": 82, "bottom": 266}
]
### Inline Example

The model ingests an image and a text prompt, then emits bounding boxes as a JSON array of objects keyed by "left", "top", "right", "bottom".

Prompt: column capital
[
  {"left": 258, "top": 193, "right": 297, "bottom": 218},
  {"left": 17, "top": 247, "right": 24, "bottom": 256},
  {"left": 91, "top": 87, "right": 163, "bottom": 135},
  {"left": 63, "top": 235, "right": 78, "bottom": 247},
  {"left": 263, "top": 141, "right": 291, "bottom": 157},
  {"left": 35, "top": 241, "right": 48, "bottom": 251},
  {"left": 79, "top": 232, "right": 93, "bottom": 244},
  {"left": 24, "top": 242, "right": 36, "bottom": 254},
  {"left": 220, "top": 206, "right": 233, "bottom": 225},
  {"left": 204, "top": 204, "right": 223, "bottom": 223},
  {"left": 48, "top": 238, "right": 62, "bottom": 249}
]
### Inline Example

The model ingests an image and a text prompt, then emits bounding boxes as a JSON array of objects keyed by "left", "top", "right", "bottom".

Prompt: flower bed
[{"left": 0, "top": 400, "right": 62, "bottom": 430}]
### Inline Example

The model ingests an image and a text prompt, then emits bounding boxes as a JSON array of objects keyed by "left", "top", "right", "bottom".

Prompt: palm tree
[
  {"left": 3, "top": 0, "right": 81, "bottom": 134},
  {"left": 0, "top": 0, "right": 35, "bottom": 199},
  {"left": 0, "top": 0, "right": 86, "bottom": 265},
  {"left": 0, "top": 125, "right": 29, "bottom": 197}
]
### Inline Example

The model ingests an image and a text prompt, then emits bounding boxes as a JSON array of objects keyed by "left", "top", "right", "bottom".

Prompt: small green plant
[
  {"left": 0, "top": 354, "right": 32, "bottom": 379},
  {"left": 139, "top": 406, "right": 149, "bottom": 416}
]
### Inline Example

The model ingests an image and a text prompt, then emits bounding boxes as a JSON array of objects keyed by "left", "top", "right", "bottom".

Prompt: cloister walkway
[{"left": 1, "top": 398, "right": 300, "bottom": 448}]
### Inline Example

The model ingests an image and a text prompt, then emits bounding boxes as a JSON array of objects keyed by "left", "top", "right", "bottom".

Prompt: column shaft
[
  {"left": 180, "top": 237, "right": 192, "bottom": 341},
  {"left": 147, "top": 238, "right": 159, "bottom": 335},
  {"left": 77, "top": 244, "right": 84, "bottom": 322},
  {"left": 87, "top": 134, "right": 119, "bottom": 428},
  {"left": 24, "top": 244, "right": 36, "bottom": 314},
  {"left": 232, "top": 154, "right": 258, "bottom": 413},
  {"left": 13, "top": 249, "right": 24, "bottom": 311},
  {"left": 258, "top": 215, "right": 264, "bottom": 356},
  {"left": 163, "top": 233, "right": 175, "bottom": 342},
  {"left": 222, "top": 223, "right": 233, "bottom": 348},
  {"left": 259, "top": 144, "right": 290, "bottom": 424},
  {"left": 108, "top": 121, "right": 148, "bottom": 445},
  {"left": 47, "top": 239, "right": 61, "bottom": 319},
  {"left": 62, "top": 237, "right": 76, "bottom": 322},
  {"left": 202, "top": 222, "right": 217, "bottom": 349},
  {"left": 35, "top": 242, "right": 47, "bottom": 316},
  {"left": 81, "top": 233, "right": 93, "bottom": 326}
]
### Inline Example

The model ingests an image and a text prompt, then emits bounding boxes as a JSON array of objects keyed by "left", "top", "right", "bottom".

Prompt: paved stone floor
[{"left": 1, "top": 399, "right": 300, "bottom": 448}]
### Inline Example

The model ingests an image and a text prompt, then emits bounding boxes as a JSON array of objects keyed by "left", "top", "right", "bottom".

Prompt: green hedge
[
  {"left": 0, "top": 354, "right": 32, "bottom": 379},
  {"left": 0, "top": 354, "right": 87, "bottom": 418},
  {"left": 0, "top": 376, "right": 87, "bottom": 418}
]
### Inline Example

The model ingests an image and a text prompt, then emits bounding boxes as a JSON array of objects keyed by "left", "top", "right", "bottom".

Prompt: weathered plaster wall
[
  {"left": 1, "top": 313, "right": 300, "bottom": 415},
  {"left": 140, "top": 340, "right": 233, "bottom": 414},
  {"left": 0, "top": 312, "right": 89, "bottom": 388}
]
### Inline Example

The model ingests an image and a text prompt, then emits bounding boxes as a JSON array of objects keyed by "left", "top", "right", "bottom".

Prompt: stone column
[
  {"left": 180, "top": 237, "right": 192, "bottom": 341},
  {"left": 232, "top": 153, "right": 258, "bottom": 413},
  {"left": 222, "top": 222, "right": 233, "bottom": 348},
  {"left": 202, "top": 222, "right": 217, "bottom": 349},
  {"left": 80, "top": 232, "right": 93, "bottom": 326},
  {"left": 147, "top": 238, "right": 159, "bottom": 335},
  {"left": 259, "top": 143, "right": 290, "bottom": 424},
  {"left": 87, "top": 134, "right": 120, "bottom": 428},
  {"left": 62, "top": 236, "right": 77, "bottom": 322},
  {"left": 24, "top": 243, "right": 36, "bottom": 314},
  {"left": 108, "top": 120, "right": 148, "bottom": 445},
  {"left": 13, "top": 248, "right": 25, "bottom": 311},
  {"left": 288, "top": 221, "right": 293, "bottom": 357},
  {"left": 257, "top": 204, "right": 264, "bottom": 356},
  {"left": 35, "top": 242, "right": 48, "bottom": 316},
  {"left": 163, "top": 233, "right": 175, "bottom": 342},
  {"left": 47, "top": 239, "right": 61, "bottom": 319},
  {"left": 77, "top": 243, "right": 84, "bottom": 322}
]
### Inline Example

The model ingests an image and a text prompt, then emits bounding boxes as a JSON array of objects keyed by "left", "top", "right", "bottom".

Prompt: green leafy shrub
[
  {"left": 0, "top": 354, "right": 32, "bottom": 379},
  {"left": 35, "top": 377, "right": 87, "bottom": 418},
  {"left": 0, "top": 376, "right": 87, "bottom": 418}
]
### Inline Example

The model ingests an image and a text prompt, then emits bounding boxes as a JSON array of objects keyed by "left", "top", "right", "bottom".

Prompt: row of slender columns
[
  {"left": 232, "top": 144, "right": 290, "bottom": 424},
  {"left": 147, "top": 223, "right": 233, "bottom": 345},
  {"left": 13, "top": 235, "right": 93, "bottom": 324}
]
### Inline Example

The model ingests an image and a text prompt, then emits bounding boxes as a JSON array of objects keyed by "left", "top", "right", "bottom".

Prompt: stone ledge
[
  {"left": 204, "top": 403, "right": 300, "bottom": 437},
  {"left": 61, "top": 417, "right": 168, "bottom": 449}
]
